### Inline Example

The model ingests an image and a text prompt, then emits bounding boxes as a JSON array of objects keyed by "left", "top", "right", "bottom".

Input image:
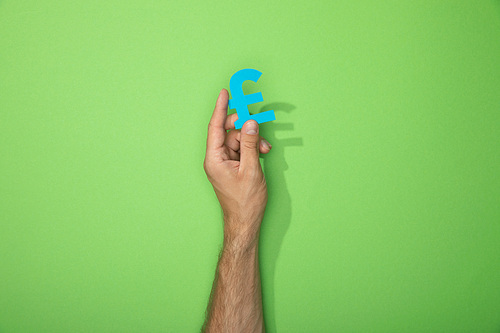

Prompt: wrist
[
  {"left": 222, "top": 240, "right": 259, "bottom": 265},
  {"left": 222, "top": 215, "right": 261, "bottom": 254},
  {"left": 223, "top": 214, "right": 262, "bottom": 244},
  {"left": 222, "top": 209, "right": 265, "bottom": 225},
  {"left": 223, "top": 233, "right": 259, "bottom": 254}
]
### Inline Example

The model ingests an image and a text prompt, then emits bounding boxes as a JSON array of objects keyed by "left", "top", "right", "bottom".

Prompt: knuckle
[
  {"left": 242, "top": 140, "right": 258, "bottom": 152},
  {"left": 208, "top": 121, "right": 220, "bottom": 132}
]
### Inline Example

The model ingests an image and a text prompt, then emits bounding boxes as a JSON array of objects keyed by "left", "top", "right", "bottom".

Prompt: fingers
[
  {"left": 260, "top": 137, "right": 272, "bottom": 152},
  {"left": 225, "top": 130, "right": 241, "bottom": 152},
  {"left": 224, "top": 113, "right": 238, "bottom": 130},
  {"left": 239, "top": 120, "right": 261, "bottom": 172},
  {"left": 225, "top": 130, "right": 272, "bottom": 156},
  {"left": 225, "top": 146, "right": 240, "bottom": 161},
  {"left": 207, "top": 89, "right": 229, "bottom": 151}
]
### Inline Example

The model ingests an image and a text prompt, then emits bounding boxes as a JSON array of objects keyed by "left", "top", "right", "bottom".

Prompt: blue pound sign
[{"left": 228, "top": 69, "right": 276, "bottom": 129}]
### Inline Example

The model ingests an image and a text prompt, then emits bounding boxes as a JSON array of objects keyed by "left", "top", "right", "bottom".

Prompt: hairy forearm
[{"left": 202, "top": 228, "right": 265, "bottom": 333}]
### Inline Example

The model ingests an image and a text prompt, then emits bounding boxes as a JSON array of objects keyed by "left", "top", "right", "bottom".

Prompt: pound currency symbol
[{"left": 228, "top": 69, "right": 276, "bottom": 129}]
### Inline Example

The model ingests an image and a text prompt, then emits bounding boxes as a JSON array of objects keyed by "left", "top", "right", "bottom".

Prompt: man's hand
[
  {"left": 202, "top": 89, "right": 268, "bottom": 333},
  {"left": 203, "top": 89, "right": 271, "bottom": 249}
]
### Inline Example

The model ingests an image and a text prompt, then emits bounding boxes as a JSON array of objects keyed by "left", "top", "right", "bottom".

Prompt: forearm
[{"left": 203, "top": 224, "right": 264, "bottom": 333}]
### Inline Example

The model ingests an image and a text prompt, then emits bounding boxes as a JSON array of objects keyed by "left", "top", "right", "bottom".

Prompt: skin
[{"left": 202, "top": 89, "right": 270, "bottom": 333}]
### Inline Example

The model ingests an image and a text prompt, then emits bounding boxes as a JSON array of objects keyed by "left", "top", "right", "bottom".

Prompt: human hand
[{"left": 204, "top": 89, "right": 271, "bottom": 248}]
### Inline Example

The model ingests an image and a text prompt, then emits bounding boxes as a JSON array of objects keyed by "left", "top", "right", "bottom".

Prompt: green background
[{"left": 1, "top": 0, "right": 499, "bottom": 332}]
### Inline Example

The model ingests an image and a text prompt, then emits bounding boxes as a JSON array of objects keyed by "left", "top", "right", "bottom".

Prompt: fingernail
[
  {"left": 246, "top": 121, "right": 258, "bottom": 135},
  {"left": 262, "top": 139, "right": 271, "bottom": 150}
]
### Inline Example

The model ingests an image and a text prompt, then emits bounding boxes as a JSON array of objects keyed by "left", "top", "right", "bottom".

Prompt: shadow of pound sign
[{"left": 259, "top": 102, "right": 303, "bottom": 333}]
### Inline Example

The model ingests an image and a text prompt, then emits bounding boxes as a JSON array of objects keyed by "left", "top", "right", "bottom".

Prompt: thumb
[{"left": 240, "top": 120, "right": 261, "bottom": 172}]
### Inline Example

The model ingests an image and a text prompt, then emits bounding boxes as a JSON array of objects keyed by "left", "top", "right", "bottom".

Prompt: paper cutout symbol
[{"left": 228, "top": 69, "right": 276, "bottom": 129}]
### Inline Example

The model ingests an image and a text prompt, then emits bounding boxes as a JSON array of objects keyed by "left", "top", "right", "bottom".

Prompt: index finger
[{"left": 207, "top": 89, "right": 229, "bottom": 151}]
